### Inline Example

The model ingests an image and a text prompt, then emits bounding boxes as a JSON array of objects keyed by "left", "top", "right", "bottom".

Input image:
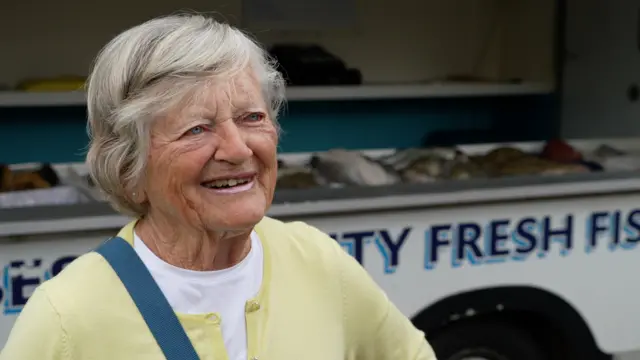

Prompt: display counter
[
  {"left": 1, "top": 138, "right": 640, "bottom": 358},
  {"left": 2, "top": 137, "right": 640, "bottom": 239}
]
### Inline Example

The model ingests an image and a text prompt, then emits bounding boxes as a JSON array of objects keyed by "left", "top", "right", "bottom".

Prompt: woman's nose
[{"left": 213, "top": 122, "right": 253, "bottom": 164}]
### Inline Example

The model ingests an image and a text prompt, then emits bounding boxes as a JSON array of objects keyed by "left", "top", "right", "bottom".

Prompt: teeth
[{"left": 204, "top": 178, "right": 251, "bottom": 189}]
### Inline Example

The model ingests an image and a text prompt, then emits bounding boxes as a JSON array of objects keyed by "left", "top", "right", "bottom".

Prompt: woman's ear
[{"left": 130, "top": 188, "right": 147, "bottom": 204}]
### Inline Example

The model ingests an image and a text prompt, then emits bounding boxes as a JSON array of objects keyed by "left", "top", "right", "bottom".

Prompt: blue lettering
[
  {"left": 453, "top": 223, "right": 482, "bottom": 267},
  {"left": 623, "top": 210, "right": 640, "bottom": 246},
  {"left": 512, "top": 217, "right": 538, "bottom": 261},
  {"left": 586, "top": 211, "right": 609, "bottom": 253},
  {"left": 5, "top": 260, "right": 42, "bottom": 314},
  {"left": 610, "top": 210, "right": 622, "bottom": 250},
  {"left": 484, "top": 220, "right": 509, "bottom": 264},
  {"left": 541, "top": 215, "right": 573, "bottom": 257},
  {"left": 0, "top": 255, "right": 82, "bottom": 315},
  {"left": 582, "top": 209, "right": 640, "bottom": 252},
  {"left": 425, "top": 225, "right": 451, "bottom": 270},
  {"left": 339, "top": 231, "right": 373, "bottom": 264},
  {"left": 2, "top": 264, "right": 8, "bottom": 308},
  {"left": 330, "top": 232, "right": 352, "bottom": 256},
  {"left": 375, "top": 228, "right": 410, "bottom": 274},
  {"left": 330, "top": 209, "right": 640, "bottom": 274},
  {"left": 332, "top": 228, "right": 411, "bottom": 272},
  {"left": 51, "top": 256, "right": 77, "bottom": 278}
]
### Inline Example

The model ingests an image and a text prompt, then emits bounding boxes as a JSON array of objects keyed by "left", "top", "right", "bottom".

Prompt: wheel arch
[{"left": 411, "top": 285, "right": 609, "bottom": 360}]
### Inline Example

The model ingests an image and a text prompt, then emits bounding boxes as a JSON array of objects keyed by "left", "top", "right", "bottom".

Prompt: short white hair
[{"left": 86, "top": 14, "right": 285, "bottom": 217}]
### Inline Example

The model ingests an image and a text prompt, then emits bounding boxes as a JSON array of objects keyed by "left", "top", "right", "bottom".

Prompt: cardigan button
[
  {"left": 246, "top": 300, "right": 261, "bottom": 312},
  {"left": 206, "top": 313, "right": 220, "bottom": 324}
]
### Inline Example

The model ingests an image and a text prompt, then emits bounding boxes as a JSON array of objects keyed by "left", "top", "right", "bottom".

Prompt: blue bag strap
[{"left": 95, "top": 237, "right": 200, "bottom": 360}]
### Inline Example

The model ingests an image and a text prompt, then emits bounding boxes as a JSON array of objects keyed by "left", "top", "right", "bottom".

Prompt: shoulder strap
[{"left": 95, "top": 237, "right": 200, "bottom": 360}]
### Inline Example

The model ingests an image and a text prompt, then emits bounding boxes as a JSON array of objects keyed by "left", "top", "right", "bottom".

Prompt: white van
[{"left": 1, "top": 146, "right": 639, "bottom": 360}]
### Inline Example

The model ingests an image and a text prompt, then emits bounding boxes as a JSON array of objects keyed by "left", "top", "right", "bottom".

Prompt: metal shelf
[
  {"left": 1, "top": 170, "right": 639, "bottom": 238},
  {"left": 0, "top": 82, "right": 553, "bottom": 108},
  {"left": 285, "top": 82, "right": 553, "bottom": 101}
]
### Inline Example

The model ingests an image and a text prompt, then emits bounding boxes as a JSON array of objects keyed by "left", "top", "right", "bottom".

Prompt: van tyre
[{"left": 429, "top": 320, "right": 547, "bottom": 360}]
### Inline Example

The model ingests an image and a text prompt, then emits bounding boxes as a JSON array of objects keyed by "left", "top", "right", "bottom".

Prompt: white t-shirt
[{"left": 133, "top": 231, "right": 263, "bottom": 360}]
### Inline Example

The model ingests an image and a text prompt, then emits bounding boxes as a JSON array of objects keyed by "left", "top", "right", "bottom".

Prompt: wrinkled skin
[{"left": 134, "top": 68, "right": 278, "bottom": 271}]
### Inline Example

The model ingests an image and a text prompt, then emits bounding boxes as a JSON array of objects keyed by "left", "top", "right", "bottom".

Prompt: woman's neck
[{"left": 134, "top": 214, "right": 252, "bottom": 271}]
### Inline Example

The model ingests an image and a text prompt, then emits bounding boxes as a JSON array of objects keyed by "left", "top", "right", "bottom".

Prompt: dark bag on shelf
[{"left": 269, "top": 44, "right": 362, "bottom": 86}]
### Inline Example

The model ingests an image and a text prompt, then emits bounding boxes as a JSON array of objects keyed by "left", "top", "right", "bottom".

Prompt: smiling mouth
[{"left": 201, "top": 177, "right": 254, "bottom": 189}]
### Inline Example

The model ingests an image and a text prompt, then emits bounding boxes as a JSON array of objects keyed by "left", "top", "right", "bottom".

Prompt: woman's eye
[
  {"left": 188, "top": 125, "right": 206, "bottom": 135},
  {"left": 246, "top": 112, "right": 265, "bottom": 122}
]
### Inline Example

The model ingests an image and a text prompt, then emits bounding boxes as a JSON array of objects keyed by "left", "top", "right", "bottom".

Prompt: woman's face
[{"left": 141, "top": 68, "right": 278, "bottom": 232}]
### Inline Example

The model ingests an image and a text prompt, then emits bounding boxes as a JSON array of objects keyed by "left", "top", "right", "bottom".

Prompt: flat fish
[{"left": 311, "top": 149, "right": 400, "bottom": 186}]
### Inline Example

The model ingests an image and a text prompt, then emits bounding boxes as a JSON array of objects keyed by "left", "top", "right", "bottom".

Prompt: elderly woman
[{"left": 0, "top": 14, "right": 436, "bottom": 360}]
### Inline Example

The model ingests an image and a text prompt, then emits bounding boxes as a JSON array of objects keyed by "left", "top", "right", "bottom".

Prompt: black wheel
[{"left": 429, "top": 320, "right": 548, "bottom": 360}]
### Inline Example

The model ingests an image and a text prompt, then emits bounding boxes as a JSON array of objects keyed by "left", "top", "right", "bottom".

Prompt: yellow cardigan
[{"left": 0, "top": 217, "right": 436, "bottom": 360}]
